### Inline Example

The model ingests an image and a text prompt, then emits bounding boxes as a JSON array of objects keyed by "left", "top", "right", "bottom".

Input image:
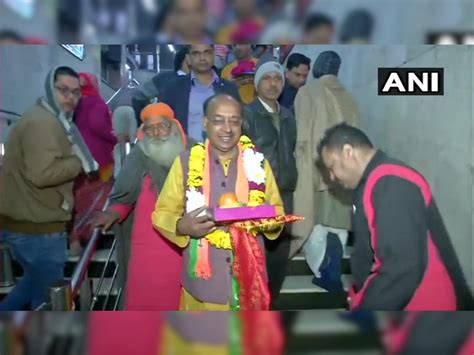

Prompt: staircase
[
  {"left": 1, "top": 232, "right": 354, "bottom": 311},
  {"left": 275, "top": 234, "right": 354, "bottom": 310},
  {"left": 0, "top": 232, "right": 120, "bottom": 310},
  {"left": 2, "top": 231, "right": 355, "bottom": 311}
]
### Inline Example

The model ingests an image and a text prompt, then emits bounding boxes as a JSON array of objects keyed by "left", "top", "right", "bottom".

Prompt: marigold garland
[{"left": 185, "top": 136, "right": 266, "bottom": 249}]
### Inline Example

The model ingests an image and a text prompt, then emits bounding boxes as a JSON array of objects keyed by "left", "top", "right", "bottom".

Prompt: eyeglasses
[
  {"left": 143, "top": 121, "right": 172, "bottom": 133},
  {"left": 208, "top": 116, "right": 243, "bottom": 127},
  {"left": 189, "top": 49, "right": 213, "bottom": 58},
  {"left": 55, "top": 86, "right": 82, "bottom": 98}
]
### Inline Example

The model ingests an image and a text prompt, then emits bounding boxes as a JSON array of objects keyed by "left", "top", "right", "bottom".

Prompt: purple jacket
[{"left": 75, "top": 96, "right": 117, "bottom": 167}]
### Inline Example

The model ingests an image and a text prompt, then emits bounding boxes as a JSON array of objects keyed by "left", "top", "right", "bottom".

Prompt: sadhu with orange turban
[{"left": 94, "top": 102, "right": 191, "bottom": 311}]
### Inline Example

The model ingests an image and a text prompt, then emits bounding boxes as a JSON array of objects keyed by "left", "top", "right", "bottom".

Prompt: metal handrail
[
  {"left": 89, "top": 236, "right": 116, "bottom": 310},
  {"left": 105, "top": 78, "right": 140, "bottom": 105},
  {"left": 69, "top": 140, "right": 130, "bottom": 310},
  {"left": 70, "top": 214, "right": 107, "bottom": 298},
  {"left": 0, "top": 109, "right": 21, "bottom": 117}
]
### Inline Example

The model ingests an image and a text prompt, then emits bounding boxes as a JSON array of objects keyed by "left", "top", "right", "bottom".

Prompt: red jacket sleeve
[{"left": 88, "top": 98, "right": 118, "bottom": 145}]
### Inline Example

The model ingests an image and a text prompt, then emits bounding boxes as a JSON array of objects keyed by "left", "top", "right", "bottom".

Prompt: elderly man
[
  {"left": 0, "top": 66, "right": 97, "bottom": 310},
  {"left": 152, "top": 93, "right": 284, "bottom": 310},
  {"left": 292, "top": 51, "right": 359, "bottom": 292},
  {"left": 243, "top": 60, "right": 297, "bottom": 305},
  {"left": 95, "top": 103, "right": 191, "bottom": 311},
  {"left": 318, "top": 123, "right": 473, "bottom": 310}
]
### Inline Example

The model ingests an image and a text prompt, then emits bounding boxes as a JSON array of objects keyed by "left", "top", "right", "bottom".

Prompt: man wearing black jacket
[
  {"left": 243, "top": 59, "right": 298, "bottom": 306},
  {"left": 318, "top": 123, "right": 473, "bottom": 310},
  {"left": 131, "top": 46, "right": 190, "bottom": 126},
  {"left": 158, "top": 44, "right": 239, "bottom": 142}
]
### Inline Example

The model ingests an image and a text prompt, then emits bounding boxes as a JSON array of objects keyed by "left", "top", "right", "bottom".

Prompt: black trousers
[
  {"left": 265, "top": 191, "right": 293, "bottom": 306},
  {"left": 265, "top": 232, "right": 291, "bottom": 306}
]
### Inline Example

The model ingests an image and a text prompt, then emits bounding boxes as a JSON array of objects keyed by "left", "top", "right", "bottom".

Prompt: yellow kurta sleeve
[
  {"left": 220, "top": 63, "right": 233, "bottom": 81},
  {"left": 152, "top": 157, "right": 190, "bottom": 248},
  {"left": 263, "top": 159, "right": 285, "bottom": 240}
]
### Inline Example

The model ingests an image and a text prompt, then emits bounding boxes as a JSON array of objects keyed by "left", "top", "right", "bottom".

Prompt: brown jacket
[
  {"left": 291, "top": 75, "right": 359, "bottom": 255},
  {"left": 0, "top": 102, "right": 82, "bottom": 234}
]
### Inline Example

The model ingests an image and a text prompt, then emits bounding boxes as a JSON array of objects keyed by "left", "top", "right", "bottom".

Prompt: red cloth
[
  {"left": 71, "top": 175, "right": 112, "bottom": 244},
  {"left": 79, "top": 72, "right": 100, "bottom": 97},
  {"left": 231, "top": 20, "right": 265, "bottom": 43},
  {"left": 24, "top": 37, "right": 48, "bottom": 44},
  {"left": 75, "top": 95, "right": 118, "bottom": 167},
  {"left": 230, "top": 227, "right": 270, "bottom": 310},
  {"left": 110, "top": 203, "right": 134, "bottom": 223},
  {"left": 459, "top": 331, "right": 474, "bottom": 355},
  {"left": 76, "top": 72, "right": 118, "bottom": 166},
  {"left": 243, "top": 312, "right": 286, "bottom": 355},
  {"left": 231, "top": 60, "right": 256, "bottom": 78},
  {"left": 87, "top": 312, "right": 164, "bottom": 355},
  {"left": 124, "top": 175, "right": 183, "bottom": 311}
]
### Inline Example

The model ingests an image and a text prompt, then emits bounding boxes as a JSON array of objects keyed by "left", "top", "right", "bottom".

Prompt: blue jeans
[{"left": 0, "top": 231, "right": 67, "bottom": 310}]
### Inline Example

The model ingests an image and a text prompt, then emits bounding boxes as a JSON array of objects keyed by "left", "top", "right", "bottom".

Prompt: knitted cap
[{"left": 254, "top": 61, "right": 285, "bottom": 88}]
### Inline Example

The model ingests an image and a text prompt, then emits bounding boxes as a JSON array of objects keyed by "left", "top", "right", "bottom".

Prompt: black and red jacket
[
  {"left": 384, "top": 312, "right": 473, "bottom": 355},
  {"left": 349, "top": 150, "right": 473, "bottom": 310}
]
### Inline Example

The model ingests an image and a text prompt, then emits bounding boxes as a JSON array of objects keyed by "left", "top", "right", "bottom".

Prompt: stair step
[
  {"left": 293, "top": 310, "right": 359, "bottom": 335},
  {"left": 91, "top": 295, "right": 119, "bottom": 310},
  {"left": 274, "top": 291, "right": 348, "bottom": 310},
  {"left": 68, "top": 248, "right": 117, "bottom": 263},
  {"left": 274, "top": 275, "right": 352, "bottom": 310},
  {"left": 94, "top": 232, "right": 115, "bottom": 250},
  {"left": 273, "top": 275, "right": 352, "bottom": 310},
  {"left": 11, "top": 248, "right": 117, "bottom": 279},
  {"left": 292, "top": 246, "right": 353, "bottom": 261},
  {"left": 288, "top": 257, "right": 351, "bottom": 276},
  {"left": 0, "top": 277, "right": 119, "bottom": 297},
  {"left": 287, "top": 311, "right": 382, "bottom": 353},
  {"left": 90, "top": 277, "right": 120, "bottom": 296},
  {"left": 281, "top": 275, "right": 352, "bottom": 294},
  {"left": 0, "top": 283, "right": 15, "bottom": 295}
]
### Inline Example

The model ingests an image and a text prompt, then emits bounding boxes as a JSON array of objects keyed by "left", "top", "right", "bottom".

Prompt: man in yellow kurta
[
  {"left": 220, "top": 45, "right": 258, "bottom": 104},
  {"left": 152, "top": 93, "right": 284, "bottom": 311}
]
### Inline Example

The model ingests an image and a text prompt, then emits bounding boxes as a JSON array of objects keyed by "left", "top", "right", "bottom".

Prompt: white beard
[{"left": 140, "top": 133, "right": 184, "bottom": 168}]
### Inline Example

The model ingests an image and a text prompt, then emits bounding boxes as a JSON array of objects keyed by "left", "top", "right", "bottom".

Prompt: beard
[{"left": 140, "top": 132, "right": 184, "bottom": 169}]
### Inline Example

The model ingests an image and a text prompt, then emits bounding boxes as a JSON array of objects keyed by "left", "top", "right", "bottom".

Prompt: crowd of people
[
  {"left": 0, "top": 0, "right": 375, "bottom": 45},
  {"left": 0, "top": 44, "right": 472, "bottom": 312}
]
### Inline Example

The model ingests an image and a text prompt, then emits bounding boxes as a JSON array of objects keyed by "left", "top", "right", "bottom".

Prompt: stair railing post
[{"left": 48, "top": 280, "right": 73, "bottom": 311}]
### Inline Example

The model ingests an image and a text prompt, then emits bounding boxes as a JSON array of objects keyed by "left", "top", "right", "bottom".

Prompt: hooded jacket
[{"left": 0, "top": 68, "right": 83, "bottom": 234}]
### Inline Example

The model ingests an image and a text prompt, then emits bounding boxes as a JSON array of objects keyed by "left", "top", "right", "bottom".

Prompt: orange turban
[
  {"left": 140, "top": 103, "right": 176, "bottom": 123},
  {"left": 137, "top": 103, "right": 187, "bottom": 146}
]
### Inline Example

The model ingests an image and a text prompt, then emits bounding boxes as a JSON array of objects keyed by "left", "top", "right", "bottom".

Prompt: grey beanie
[
  {"left": 254, "top": 61, "right": 285, "bottom": 88},
  {"left": 313, "top": 51, "right": 341, "bottom": 78}
]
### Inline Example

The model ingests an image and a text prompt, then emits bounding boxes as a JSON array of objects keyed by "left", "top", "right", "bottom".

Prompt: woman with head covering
[
  {"left": 69, "top": 73, "right": 118, "bottom": 255},
  {"left": 76, "top": 73, "right": 118, "bottom": 177},
  {"left": 94, "top": 103, "right": 191, "bottom": 310}
]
